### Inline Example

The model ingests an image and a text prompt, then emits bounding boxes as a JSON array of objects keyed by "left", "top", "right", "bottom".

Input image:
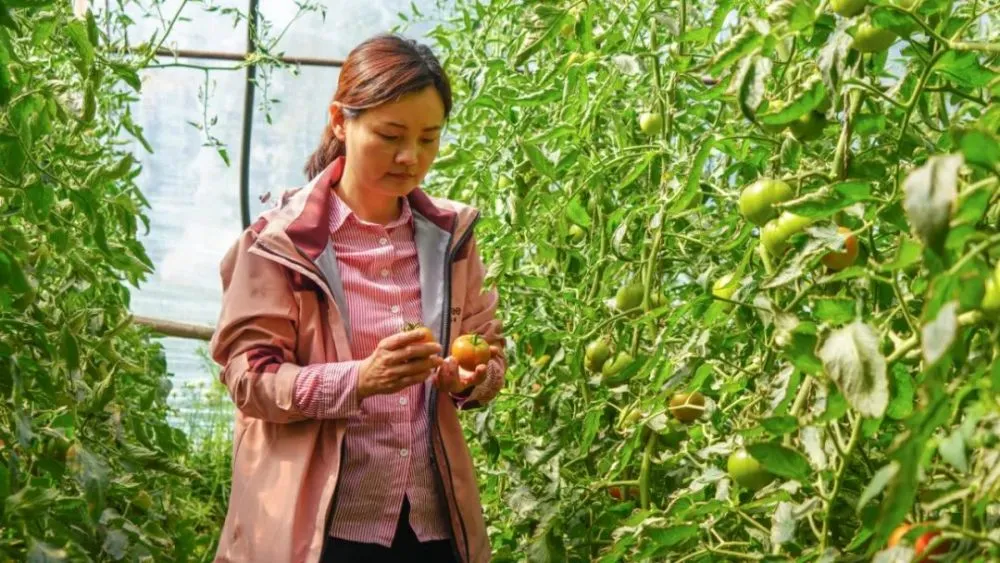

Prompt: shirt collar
[{"left": 329, "top": 186, "right": 413, "bottom": 234}]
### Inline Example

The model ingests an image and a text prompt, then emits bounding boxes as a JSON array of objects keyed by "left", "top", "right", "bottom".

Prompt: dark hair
[{"left": 303, "top": 33, "right": 453, "bottom": 180}]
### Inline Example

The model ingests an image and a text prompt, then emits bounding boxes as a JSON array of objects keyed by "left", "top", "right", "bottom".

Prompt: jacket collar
[
  {"left": 328, "top": 183, "right": 414, "bottom": 235},
  {"left": 252, "top": 156, "right": 476, "bottom": 271}
]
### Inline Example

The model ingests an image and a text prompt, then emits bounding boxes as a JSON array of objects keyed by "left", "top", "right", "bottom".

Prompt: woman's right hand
[{"left": 357, "top": 329, "right": 443, "bottom": 399}]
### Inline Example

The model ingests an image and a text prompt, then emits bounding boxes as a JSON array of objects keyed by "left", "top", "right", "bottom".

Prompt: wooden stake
[{"left": 132, "top": 315, "right": 215, "bottom": 342}]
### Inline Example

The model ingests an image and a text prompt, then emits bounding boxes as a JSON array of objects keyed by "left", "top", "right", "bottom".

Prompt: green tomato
[
  {"left": 788, "top": 111, "right": 827, "bottom": 142},
  {"left": 615, "top": 283, "right": 645, "bottom": 311},
  {"left": 760, "top": 100, "right": 787, "bottom": 134},
  {"left": 852, "top": 23, "right": 897, "bottom": 53},
  {"left": 585, "top": 338, "right": 612, "bottom": 373},
  {"left": 739, "top": 179, "right": 794, "bottom": 226},
  {"left": 601, "top": 351, "right": 634, "bottom": 384},
  {"left": 498, "top": 175, "right": 513, "bottom": 189},
  {"left": 761, "top": 212, "right": 813, "bottom": 256},
  {"left": 712, "top": 273, "right": 738, "bottom": 301},
  {"left": 727, "top": 449, "right": 774, "bottom": 490},
  {"left": 982, "top": 264, "right": 1000, "bottom": 315},
  {"left": 568, "top": 224, "right": 586, "bottom": 243},
  {"left": 831, "top": 0, "right": 867, "bottom": 17},
  {"left": 639, "top": 112, "right": 664, "bottom": 136}
]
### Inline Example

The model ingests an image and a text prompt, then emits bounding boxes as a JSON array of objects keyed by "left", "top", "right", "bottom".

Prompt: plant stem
[
  {"left": 820, "top": 416, "right": 862, "bottom": 552},
  {"left": 639, "top": 430, "right": 657, "bottom": 509}
]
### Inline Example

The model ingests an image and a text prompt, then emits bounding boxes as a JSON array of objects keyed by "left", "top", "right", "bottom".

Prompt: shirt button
[
  {"left": 399, "top": 396, "right": 408, "bottom": 406},
  {"left": 381, "top": 268, "right": 390, "bottom": 278},
  {"left": 400, "top": 448, "right": 409, "bottom": 458},
  {"left": 391, "top": 305, "right": 400, "bottom": 313},
  {"left": 379, "top": 237, "right": 389, "bottom": 245}
]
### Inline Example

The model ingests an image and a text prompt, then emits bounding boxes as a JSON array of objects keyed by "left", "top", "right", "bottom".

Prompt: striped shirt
[{"left": 292, "top": 188, "right": 451, "bottom": 547}]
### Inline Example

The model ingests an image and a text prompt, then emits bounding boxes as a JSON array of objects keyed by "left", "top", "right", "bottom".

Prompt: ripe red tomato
[
  {"left": 888, "top": 522, "right": 950, "bottom": 561},
  {"left": 608, "top": 486, "right": 640, "bottom": 501},
  {"left": 669, "top": 391, "right": 706, "bottom": 423},
  {"left": 451, "top": 334, "right": 491, "bottom": 371},
  {"left": 822, "top": 226, "right": 860, "bottom": 271}
]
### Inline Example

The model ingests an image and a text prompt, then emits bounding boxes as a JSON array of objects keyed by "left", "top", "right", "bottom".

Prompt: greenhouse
[{"left": 1, "top": 0, "right": 999, "bottom": 561}]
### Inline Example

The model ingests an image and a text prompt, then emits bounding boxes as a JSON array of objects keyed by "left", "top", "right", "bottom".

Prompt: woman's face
[{"left": 331, "top": 85, "right": 446, "bottom": 197}]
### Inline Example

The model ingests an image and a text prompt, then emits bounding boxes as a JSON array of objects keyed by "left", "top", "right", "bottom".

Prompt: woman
[{"left": 209, "top": 34, "right": 506, "bottom": 563}]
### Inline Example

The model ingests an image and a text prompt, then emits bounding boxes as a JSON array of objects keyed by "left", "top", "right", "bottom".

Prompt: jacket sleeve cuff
[
  {"left": 293, "top": 361, "right": 363, "bottom": 419},
  {"left": 449, "top": 357, "right": 504, "bottom": 410}
]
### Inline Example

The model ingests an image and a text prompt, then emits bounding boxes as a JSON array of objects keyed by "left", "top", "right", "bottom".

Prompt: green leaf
[
  {"left": 885, "top": 364, "right": 914, "bottom": 421},
  {"left": 759, "top": 76, "right": 826, "bottom": 126},
  {"left": 870, "top": 6, "right": 918, "bottom": 37},
  {"left": 580, "top": 409, "right": 601, "bottom": 455},
  {"left": 0, "top": 36, "right": 10, "bottom": 106},
  {"left": 566, "top": 194, "right": 591, "bottom": 228},
  {"left": 953, "top": 128, "right": 1000, "bottom": 173},
  {"left": 761, "top": 415, "right": 799, "bottom": 436},
  {"left": 879, "top": 237, "right": 921, "bottom": 271},
  {"left": 520, "top": 140, "right": 554, "bottom": 179},
  {"left": 818, "top": 321, "right": 888, "bottom": 418},
  {"left": 672, "top": 138, "right": 713, "bottom": 212},
  {"left": 0, "top": 1, "right": 17, "bottom": 31},
  {"left": 707, "top": 26, "right": 762, "bottom": 76},
  {"left": 784, "top": 332, "right": 822, "bottom": 375},
  {"left": 747, "top": 442, "right": 811, "bottom": 482},
  {"left": 854, "top": 114, "right": 886, "bottom": 136},
  {"left": 857, "top": 461, "right": 899, "bottom": 512},
  {"left": 647, "top": 525, "right": 698, "bottom": 547},
  {"left": 60, "top": 325, "right": 79, "bottom": 372},
  {"left": 766, "top": 0, "right": 816, "bottom": 32},
  {"left": 934, "top": 51, "right": 993, "bottom": 88},
  {"left": 65, "top": 20, "right": 94, "bottom": 74},
  {"left": 814, "top": 298, "right": 855, "bottom": 325}
]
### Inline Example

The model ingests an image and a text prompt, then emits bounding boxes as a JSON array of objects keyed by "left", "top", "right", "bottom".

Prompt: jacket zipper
[{"left": 429, "top": 212, "right": 480, "bottom": 563}]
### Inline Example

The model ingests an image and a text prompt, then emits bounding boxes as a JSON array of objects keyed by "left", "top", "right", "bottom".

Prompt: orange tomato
[
  {"left": 451, "top": 334, "right": 491, "bottom": 371},
  {"left": 822, "top": 226, "right": 859, "bottom": 271}
]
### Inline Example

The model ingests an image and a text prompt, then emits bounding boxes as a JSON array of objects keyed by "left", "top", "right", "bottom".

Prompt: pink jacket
[{"left": 209, "top": 156, "right": 506, "bottom": 563}]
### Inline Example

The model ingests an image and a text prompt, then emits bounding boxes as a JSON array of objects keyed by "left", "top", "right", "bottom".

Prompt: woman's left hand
[{"left": 434, "top": 344, "right": 501, "bottom": 394}]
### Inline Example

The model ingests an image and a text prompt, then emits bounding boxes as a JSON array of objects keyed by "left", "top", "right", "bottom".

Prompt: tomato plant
[
  {"left": 418, "top": 0, "right": 1000, "bottom": 558},
  {"left": 0, "top": 2, "right": 238, "bottom": 560}
]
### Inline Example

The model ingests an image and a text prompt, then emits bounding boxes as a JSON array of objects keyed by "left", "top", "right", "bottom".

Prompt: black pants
[{"left": 321, "top": 496, "right": 457, "bottom": 562}]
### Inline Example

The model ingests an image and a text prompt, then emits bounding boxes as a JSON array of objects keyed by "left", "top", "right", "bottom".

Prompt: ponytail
[{"left": 303, "top": 125, "right": 345, "bottom": 181}]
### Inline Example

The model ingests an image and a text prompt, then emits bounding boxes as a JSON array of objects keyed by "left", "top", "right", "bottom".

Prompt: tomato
[
  {"left": 981, "top": 263, "right": 1000, "bottom": 315},
  {"left": 727, "top": 449, "right": 774, "bottom": 490},
  {"left": 639, "top": 112, "right": 663, "bottom": 136},
  {"left": 601, "top": 351, "right": 634, "bottom": 384},
  {"left": 608, "top": 486, "right": 640, "bottom": 501},
  {"left": 451, "top": 334, "right": 491, "bottom": 371},
  {"left": 615, "top": 282, "right": 645, "bottom": 311},
  {"left": 852, "top": 23, "right": 897, "bottom": 53},
  {"left": 712, "top": 273, "right": 738, "bottom": 301},
  {"left": 761, "top": 212, "right": 813, "bottom": 256},
  {"left": 831, "top": 0, "right": 867, "bottom": 17},
  {"left": 403, "top": 321, "right": 435, "bottom": 344},
  {"left": 789, "top": 111, "right": 827, "bottom": 142},
  {"left": 498, "top": 175, "right": 513, "bottom": 189},
  {"left": 669, "top": 391, "right": 705, "bottom": 423},
  {"left": 585, "top": 338, "right": 612, "bottom": 373},
  {"left": 648, "top": 291, "right": 667, "bottom": 309},
  {"left": 888, "top": 523, "right": 912, "bottom": 548},
  {"left": 822, "top": 226, "right": 860, "bottom": 271},
  {"left": 568, "top": 224, "right": 586, "bottom": 244},
  {"left": 888, "top": 522, "right": 950, "bottom": 562},
  {"left": 738, "top": 179, "right": 794, "bottom": 226}
]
